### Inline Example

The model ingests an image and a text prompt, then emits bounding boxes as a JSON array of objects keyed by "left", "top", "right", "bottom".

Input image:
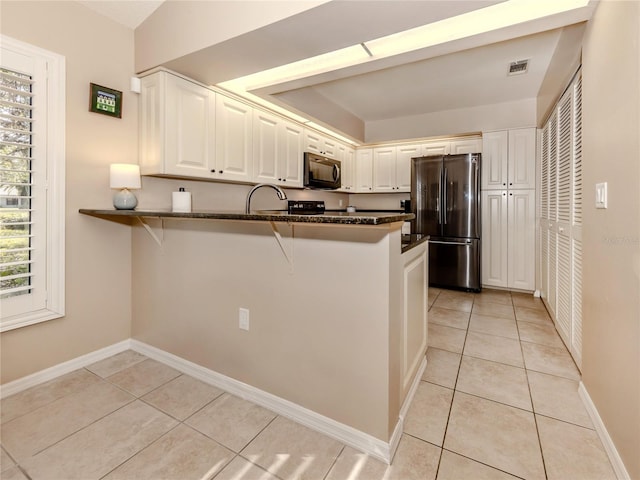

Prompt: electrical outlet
[
  {"left": 339, "top": 199, "right": 343, "bottom": 207},
  {"left": 239, "top": 308, "right": 250, "bottom": 331}
]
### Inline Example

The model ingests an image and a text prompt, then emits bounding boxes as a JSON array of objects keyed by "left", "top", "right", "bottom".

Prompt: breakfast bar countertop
[{"left": 79, "top": 209, "right": 414, "bottom": 226}]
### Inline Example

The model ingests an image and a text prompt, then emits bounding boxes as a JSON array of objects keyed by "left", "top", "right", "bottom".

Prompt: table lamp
[{"left": 110, "top": 163, "right": 141, "bottom": 210}]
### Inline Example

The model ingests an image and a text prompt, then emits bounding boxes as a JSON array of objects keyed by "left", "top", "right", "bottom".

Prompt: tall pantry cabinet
[{"left": 481, "top": 128, "right": 536, "bottom": 291}]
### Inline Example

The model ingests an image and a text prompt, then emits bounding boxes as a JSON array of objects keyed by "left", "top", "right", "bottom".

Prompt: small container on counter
[
  {"left": 346, "top": 205, "right": 356, "bottom": 213},
  {"left": 172, "top": 187, "right": 192, "bottom": 213}
]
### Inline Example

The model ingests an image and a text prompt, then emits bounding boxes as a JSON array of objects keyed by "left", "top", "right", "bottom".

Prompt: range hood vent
[{"left": 508, "top": 59, "right": 529, "bottom": 76}]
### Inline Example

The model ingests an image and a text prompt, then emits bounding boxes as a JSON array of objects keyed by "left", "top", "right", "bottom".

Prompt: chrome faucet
[{"left": 245, "top": 183, "right": 287, "bottom": 213}]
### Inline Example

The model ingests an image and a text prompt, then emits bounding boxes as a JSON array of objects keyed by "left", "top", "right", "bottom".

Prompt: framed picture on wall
[{"left": 89, "top": 83, "right": 122, "bottom": 118}]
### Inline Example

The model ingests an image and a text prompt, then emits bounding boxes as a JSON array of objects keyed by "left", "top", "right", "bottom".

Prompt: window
[{"left": 0, "top": 36, "right": 65, "bottom": 331}]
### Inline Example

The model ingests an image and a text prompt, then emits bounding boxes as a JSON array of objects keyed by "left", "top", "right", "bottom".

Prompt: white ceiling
[{"left": 81, "top": 0, "right": 594, "bottom": 142}]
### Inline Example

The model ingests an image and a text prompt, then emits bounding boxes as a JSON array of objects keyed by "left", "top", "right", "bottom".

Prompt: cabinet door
[
  {"left": 215, "top": 95, "right": 252, "bottom": 181},
  {"left": 322, "top": 138, "right": 337, "bottom": 159},
  {"left": 139, "top": 73, "right": 163, "bottom": 175},
  {"left": 396, "top": 144, "right": 421, "bottom": 192},
  {"left": 481, "top": 190, "right": 508, "bottom": 288},
  {"left": 338, "top": 144, "right": 355, "bottom": 192},
  {"left": 164, "top": 73, "right": 216, "bottom": 177},
  {"left": 355, "top": 148, "right": 374, "bottom": 192},
  {"left": 422, "top": 141, "right": 450, "bottom": 156},
  {"left": 252, "top": 109, "right": 279, "bottom": 184},
  {"left": 507, "top": 189, "right": 535, "bottom": 290},
  {"left": 481, "top": 131, "right": 508, "bottom": 189},
  {"left": 508, "top": 128, "right": 536, "bottom": 189},
  {"left": 450, "top": 137, "right": 482, "bottom": 154},
  {"left": 373, "top": 146, "right": 397, "bottom": 191},
  {"left": 279, "top": 120, "right": 304, "bottom": 187}
]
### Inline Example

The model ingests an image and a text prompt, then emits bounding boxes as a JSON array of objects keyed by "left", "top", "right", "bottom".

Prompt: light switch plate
[{"left": 595, "top": 182, "right": 608, "bottom": 209}]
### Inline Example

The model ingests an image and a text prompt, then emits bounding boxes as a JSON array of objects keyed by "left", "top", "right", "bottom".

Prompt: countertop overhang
[{"left": 79, "top": 209, "right": 414, "bottom": 226}]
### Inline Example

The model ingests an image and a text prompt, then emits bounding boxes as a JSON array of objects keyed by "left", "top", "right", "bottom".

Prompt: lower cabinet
[{"left": 481, "top": 189, "right": 535, "bottom": 291}]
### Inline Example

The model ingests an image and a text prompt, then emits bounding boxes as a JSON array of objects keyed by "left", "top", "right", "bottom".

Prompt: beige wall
[
  {"left": 365, "top": 98, "right": 537, "bottom": 144},
  {"left": 135, "top": 1, "right": 328, "bottom": 74},
  {"left": 0, "top": 2, "right": 137, "bottom": 383},
  {"left": 581, "top": 1, "right": 640, "bottom": 478},
  {"left": 131, "top": 220, "right": 403, "bottom": 440}
]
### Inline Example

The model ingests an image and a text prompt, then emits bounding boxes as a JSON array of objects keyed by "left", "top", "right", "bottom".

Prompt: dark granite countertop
[
  {"left": 79, "top": 209, "right": 414, "bottom": 226},
  {"left": 401, "top": 234, "right": 429, "bottom": 253}
]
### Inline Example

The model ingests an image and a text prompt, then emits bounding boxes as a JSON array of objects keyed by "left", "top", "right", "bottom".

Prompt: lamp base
[{"left": 113, "top": 188, "right": 138, "bottom": 210}]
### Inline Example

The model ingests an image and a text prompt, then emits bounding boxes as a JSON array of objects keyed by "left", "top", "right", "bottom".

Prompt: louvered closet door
[
  {"left": 571, "top": 76, "right": 583, "bottom": 369},
  {"left": 540, "top": 123, "right": 550, "bottom": 302},
  {"left": 547, "top": 110, "right": 558, "bottom": 319},
  {"left": 555, "top": 92, "right": 573, "bottom": 345}
]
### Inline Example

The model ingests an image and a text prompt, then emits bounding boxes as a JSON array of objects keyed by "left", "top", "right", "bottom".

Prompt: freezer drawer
[{"left": 429, "top": 238, "right": 481, "bottom": 292}]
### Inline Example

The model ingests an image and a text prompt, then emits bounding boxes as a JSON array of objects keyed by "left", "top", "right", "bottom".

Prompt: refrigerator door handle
[
  {"left": 429, "top": 240, "right": 471, "bottom": 246},
  {"left": 436, "top": 167, "right": 442, "bottom": 225},
  {"left": 443, "top": 167, "right": 448, "bottom": 225}
]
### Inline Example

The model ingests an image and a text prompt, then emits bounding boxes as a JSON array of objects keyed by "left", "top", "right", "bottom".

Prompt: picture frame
[{"left": 89, "top": 83, "right": 122, "bottom": 118}]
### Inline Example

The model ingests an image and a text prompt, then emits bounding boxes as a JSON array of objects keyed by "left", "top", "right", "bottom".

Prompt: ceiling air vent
[{"left": 508, "top": 59, "right": 529, "bottom": 76}]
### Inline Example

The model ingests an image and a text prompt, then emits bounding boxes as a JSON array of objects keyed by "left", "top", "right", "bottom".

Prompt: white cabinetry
[
  {"left": 215, "top": 95, "right": 253, "bottom": 182},
  {"left": 139, "top": 71, "right": 216, "bottom": 178},
  {"left": 304, "top": 129, "right": 337, "bottom": 158},
  {"left": 421, "top": 136, "right": 482, "bottom": 156},
  {"left": 395, "top": 144, "right": 419, "bottom": 191},
  {"left": 373, "top": 146, "right": 397, "bottom": 192},
  {"left": 481, "top": 189, "right": 535, "bottom": 290},
  {"left": 450, "top": 137, "right": 483, "bottom": 154},
  {"left": 481, "top": 191, "right": 508, "bottom": 287},
  {"left": 355, "top": 148, "right": 374, "bottom": 192},
  {"left": 482, "top": 128, "right": 535, "bottom": 189},
  {"left": 338, "top": 144, "right": 355, "bottom": 192},
  {"left": 372, "top": 144, "right": 414, "bottom": 192},
  {"left": 481, "top": 129, "right": 536, "bottom": 291},
  {"left": 253, "top": 109, "right": 303, "bottom": 187}
]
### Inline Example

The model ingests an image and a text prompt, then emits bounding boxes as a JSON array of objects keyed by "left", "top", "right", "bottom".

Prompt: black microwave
[{"left": 303, "top": 152, "right": 341, "bottom": 189}]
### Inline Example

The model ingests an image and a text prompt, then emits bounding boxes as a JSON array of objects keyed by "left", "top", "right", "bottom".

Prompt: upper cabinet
[
  {"left": 139, "top": 71, "right": 216, "bottom": 178},
  {"left": 338, "top": 144, "right": 356, "bottom": 192},
  {"left": 420, "top": 137, "right": 482, "bottom": 157},
  {"left": 482, "top": 128, "right": 535, "bottom": 190},
  {"left": 355, "top": 148, "right": 374, "bottom": 192},
  {"left": 372, "top": 144, "right": 415, "bottom": 192},
  {"left": 215, "top": 95, "right": 253, "bottom": 182},
  {"left": 305, "top": 129, "right": 337, "bottom": 158},
  {"left": 253, "top": 109, "right": 304, "bottom": 187}
]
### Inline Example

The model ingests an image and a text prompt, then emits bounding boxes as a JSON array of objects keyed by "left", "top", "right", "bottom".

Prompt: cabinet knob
[
  {"left": 503, "top": 183, "right": 506, "bottom": 186},
  {"left": 219, "top": 170, "right": 223, "bottom": 174},
  {"left": 210, "top": 169, "right": 216, "bottom": 173},
  {"left": 503, "top": 192, "right": 506, "bottom": 196},
  {"left": 509, "top": 193, "right": 513, "bottom": 196},
  {"left": 283, "top": 179, "right": 286, "bottom": 182},
  {"left": 509, "top": 182, "right": 513, "bottom": 186}
]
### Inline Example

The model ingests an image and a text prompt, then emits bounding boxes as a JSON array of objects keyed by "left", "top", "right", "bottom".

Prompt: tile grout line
[
  {"left": 515, "top": 299, "right": 550, "bottom": 480},
  {"left": 433, "top": 289, "right": 472, "bottom": 480}
]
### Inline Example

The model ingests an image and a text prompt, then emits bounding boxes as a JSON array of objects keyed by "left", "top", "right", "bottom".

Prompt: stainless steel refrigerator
[{"left": 410, "top": 153, "right": 481, "bottom": 292}]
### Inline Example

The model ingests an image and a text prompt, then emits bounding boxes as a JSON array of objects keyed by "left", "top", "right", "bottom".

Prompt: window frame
[{"left": 1, "top": 35, "right": 65, "bottom": 332}]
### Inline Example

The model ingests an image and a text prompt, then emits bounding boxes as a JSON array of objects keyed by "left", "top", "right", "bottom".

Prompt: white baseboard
[
  {"left": 131, "top": 339, "right": 406, "bottom": 464},
  {"left": 0, "top": 339, "right": 132, "bottom": 399},
  {"left": 389, "top": 355, "right": 427, "bottom": 462},
  {"left": 1, "top": 338, "right": 426, "bottom": 464},
  {"left": 578, "top": 382, "right": 630, "bottom": 480}
]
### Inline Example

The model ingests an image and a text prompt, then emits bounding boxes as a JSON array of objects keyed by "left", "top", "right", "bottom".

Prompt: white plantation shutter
[
  {"left": 1, "top": 68, "right": 36, "bottom": 298},
  {"left": 0, "top": 36, "right": 65, "bottom": 331}
]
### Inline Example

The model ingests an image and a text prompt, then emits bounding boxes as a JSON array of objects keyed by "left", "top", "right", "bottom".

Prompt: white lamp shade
[{"left": 110, "top": 163, "right": 141, "bottom": 189}]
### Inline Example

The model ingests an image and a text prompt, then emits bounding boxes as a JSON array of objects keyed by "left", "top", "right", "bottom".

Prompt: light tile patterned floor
[{"left": 0, "top": 289, "right": 617, "bottom": 479}]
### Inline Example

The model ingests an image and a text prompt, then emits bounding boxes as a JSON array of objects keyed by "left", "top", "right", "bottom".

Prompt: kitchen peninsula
[{"left": 80, "top": 208, "right": 428, "bottom": 462}]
